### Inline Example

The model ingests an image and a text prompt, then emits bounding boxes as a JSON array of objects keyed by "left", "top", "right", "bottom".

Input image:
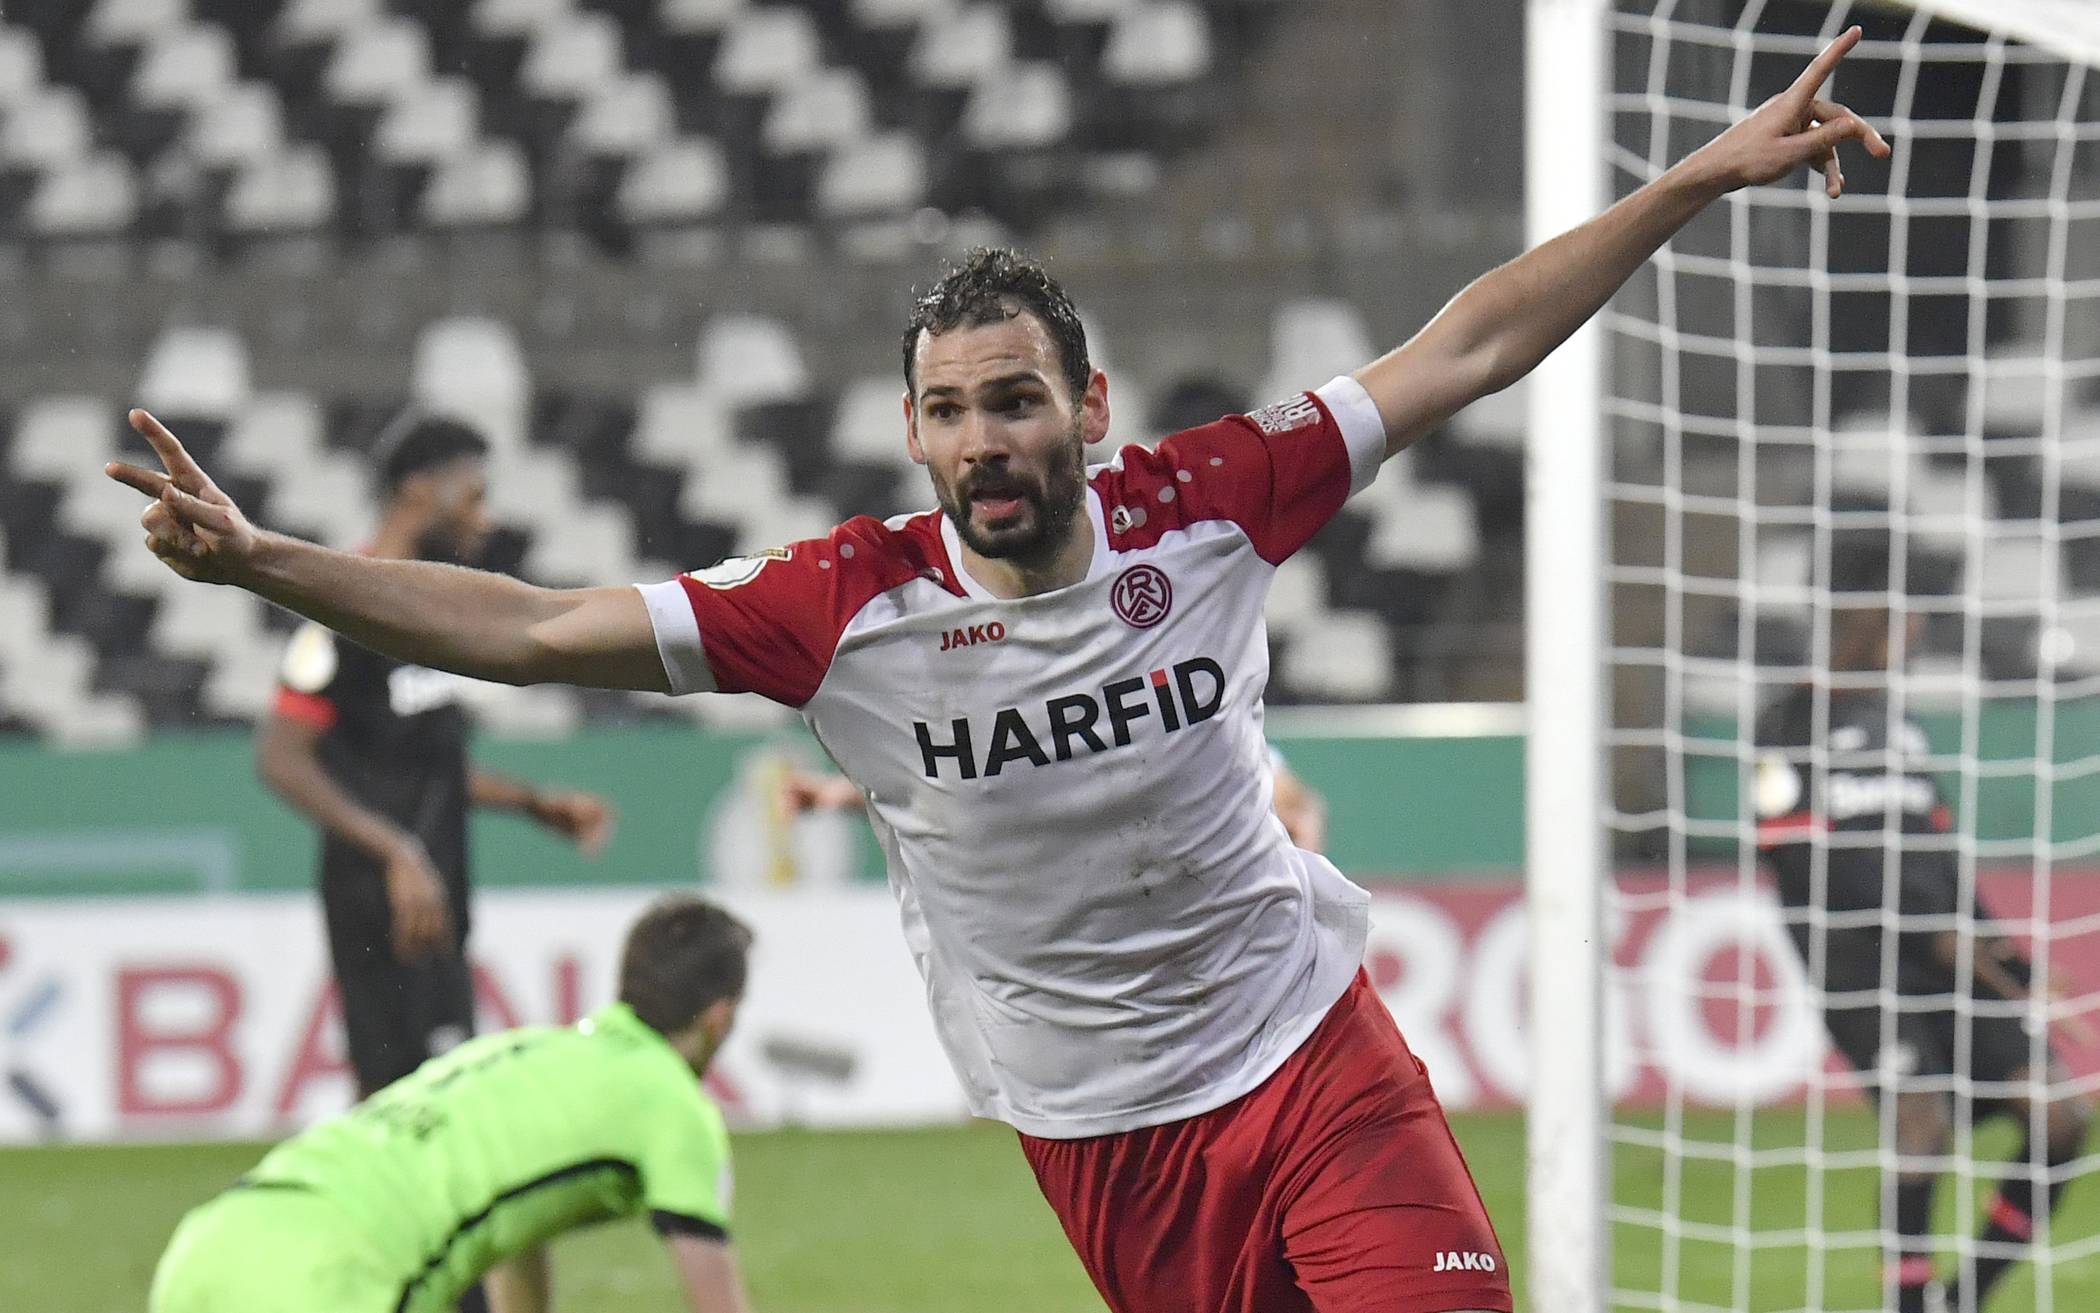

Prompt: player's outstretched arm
[
  {"left": 106, "top": 409, "right": 672, "bottom": 692},
  {"left": 1353, "top": 26, "right": 1891, "bottom": 455},
  {"left": 666, "top": 1234, "right": 754, "bottom": 1313}
]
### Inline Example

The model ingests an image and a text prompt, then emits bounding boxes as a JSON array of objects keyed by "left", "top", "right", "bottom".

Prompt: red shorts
[{"left": 1019, "top": 970, "right": 1511, "bottom": 1313}]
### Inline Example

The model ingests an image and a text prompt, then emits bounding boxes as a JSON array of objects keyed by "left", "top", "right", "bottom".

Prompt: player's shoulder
[
  {"left": 683, "top": 513, "right": 964, "bottom": 607},
  {"left": 1087, "top": 417, "right": 1271, "bottom": 550}
]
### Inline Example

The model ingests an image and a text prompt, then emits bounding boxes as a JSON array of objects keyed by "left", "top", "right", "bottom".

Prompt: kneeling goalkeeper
[{"left": 151, "top": 895, "right": 755, "bottom": 1313}]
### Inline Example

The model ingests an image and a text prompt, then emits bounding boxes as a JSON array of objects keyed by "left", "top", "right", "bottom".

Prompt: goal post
[
  {"left": 1524, "top": 2, "right": 2100, "bottom": 1310},
  {"left": 1524, "top": 2, "right": 1612, "bottom": 1312}
]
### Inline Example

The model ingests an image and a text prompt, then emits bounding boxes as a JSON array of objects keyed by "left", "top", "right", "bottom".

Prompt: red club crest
[{"left": 1111, "top": 564, "right": 1173, "bottom": 629}]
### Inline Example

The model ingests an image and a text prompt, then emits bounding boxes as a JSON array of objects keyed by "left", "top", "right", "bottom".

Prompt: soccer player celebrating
[
  {"left": 257, "top": 416, "right": 615, "bottom": 1099},
  {"left": 1755, "top": 540, "right": 2094, "bottom": 1313},
  {"left": 150, "top": 895, "right": 754, "bottom": 1313},
  {"left": 111, "top": 31, "right": 1886, "bottom": 1313}
]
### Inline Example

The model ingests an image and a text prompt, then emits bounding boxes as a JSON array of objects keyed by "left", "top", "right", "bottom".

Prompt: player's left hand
[
  {"left": 1689, "top": 26, "right": 1892, "bottom": 199},
  {"left": 531, "top": 790, "right": 616, "bottom": 855}
]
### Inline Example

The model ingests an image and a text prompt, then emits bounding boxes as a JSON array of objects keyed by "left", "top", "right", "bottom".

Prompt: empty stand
[{"left": 0, "top": 0, "right": 1258, "bottom": 241}]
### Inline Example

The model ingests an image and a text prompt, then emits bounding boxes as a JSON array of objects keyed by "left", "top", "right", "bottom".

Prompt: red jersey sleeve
[
  {"left": 1128, "top": 375, "right": 1387, "bottom": 564},
  {"left": 635, "top": 515, "right": 956, "bottom": 706}
]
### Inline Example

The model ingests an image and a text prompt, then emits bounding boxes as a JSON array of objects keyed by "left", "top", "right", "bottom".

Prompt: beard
[
  {"left": 933, "top": 429, "right": 1088, "bottom": 566},
  {"left": 415, "top": 524, "right": 487, "bottom": 567}
]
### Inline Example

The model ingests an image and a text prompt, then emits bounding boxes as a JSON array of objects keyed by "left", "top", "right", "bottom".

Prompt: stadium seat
[
  {"left": 830, "top": 377, "right": 908, "bottom": 465},
  {"left": 962, "top": 62, "right": 1071, "bottom": 148},
  {"left": 138, "top": 327, "right": 252, "bottom": 416},
  {"left": 618, "top": 136, "right": 729, "bottom": 225},
  {"left": 326, "top": 19, "right": 432, "bottom": 105},
  {"left": 422, "top": 140, "right": 531, "bottom": 227},
  {"left": 1751, "top": 534, "right": 1815, "bottom": 618},
  {"left": 911, "top": 4, "right": 1012, "bottom": 89},
  {"left": 0, "top": 27, "right": 50, "bottom": 113},
  {"left": 1361, "top": 470, "right": 1479, "bottom": 574},
  {"left": 199, "top": 634, "right": 283, "bottom": 720},
  {"left": 472, "top": 0, "right": 574, "bottom": 37},
  {"left": 188, "top": 84, "right": 287, "bottom": 167},
  {"left": 411, "top": 317, "right": 532, "bottom": 447},
  {"left": 1043, "top": 0, "right": 1141, "bottom": 20},
  {"left": 572, "top": 74, "right": 676, "bottom": 157},
  {"left": 2, "top": 630, "right": 144, "bottom": 746},
  {"left": 277, "top": 0, "right": 384, "bottom": 43},
  {"left": 1450, "top": 379, "right": 1526, "bottom": 449},
  {"left": 1975, "top": 532, "right": 2052, "bottom": 605},
  {"left": 1102, "top": 0, "right": 1211, "bottom": 84},
  {"left": 268, "top": 448, "right": 373, "bottom": 547},
  {"left": 132, "top": 23, "right": 238, "bottom": 110},
  {"left": 1978, "top": 346, "right": 2054, "bottom": 434},
  {"left": 29, "top": 151, "right": 139, "bottom": 234},
  {"left": 1264, "top": 552, "right": 1331, "bottom": 633},
  {"left": 1829, "top": 411, "right": 1991, "bottom": 550},
  {"left": 713, "top": 8, "right": 822, "bottom": 95},
  {"left": 12, "top": 398, "right": 118, "bottom": 482},
  {"left": 2, "top": 88, "right": 95, "bottom": 170},
  {"left": 375, "top": 79, "right": 480, "bottom": 163},
  {"left": 519, "top": 11, "right": 624, "bottom": 102},
  {"left": 697, "top": 314, "right": 809, "bottom": 408},
  {"left": 818, "top": 132, "right": 927, "bottom": 218},
  {"left": 1256, "top": 299, "right": 1375, "bottom": 402},
  {"left": 2043, "top": 406, "right": 2100, "bottom": 491},
  {"left": 222, "top": 144, "right": 334, "bottom": 233},
  {"left": 661, "top": 0, "right": 748, "bottom": 31},
  {"left": 222, "top": 390, "right": 326, "bottom": 477},
  {"left": 854, "top": 0, "right": 956, "bottom": 24},
  {"left": 1281, "top": 610, "right": 1394, "bottom": 701},
  {"left": 87, "top": 0, "right": 190, "bottom": 48},
  {"left": 763, "top": 67, "right": 873, "bottom": 154}
]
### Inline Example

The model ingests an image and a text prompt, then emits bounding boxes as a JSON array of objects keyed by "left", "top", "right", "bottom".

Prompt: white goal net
[{"left": 1526, "top": 1, "right": 2100, "bottom": 1311}]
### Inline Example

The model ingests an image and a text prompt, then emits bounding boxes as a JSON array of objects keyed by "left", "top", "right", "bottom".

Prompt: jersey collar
[
  {"left": 584, "top": 1001, "right": 659, "bottom": 1044},
  {"left": 938, "top": 485, "right": 1110, "bottom": 602}
]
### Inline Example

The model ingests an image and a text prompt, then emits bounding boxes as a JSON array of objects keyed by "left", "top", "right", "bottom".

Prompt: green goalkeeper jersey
[{"left": 242, "top": 1002, "right": 733, "bottom": 1312}]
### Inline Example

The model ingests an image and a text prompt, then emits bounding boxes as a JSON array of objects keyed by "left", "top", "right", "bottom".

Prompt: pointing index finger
[
  {"left": 128, "top": 407, "right": 207, "bottom": 484},
  {"left": 1792, "top": 26, "right": 1862, "bottom": 97}
]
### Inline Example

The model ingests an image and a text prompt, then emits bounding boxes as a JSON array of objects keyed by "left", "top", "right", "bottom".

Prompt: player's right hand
[
  {"left": 382, "top": 838, "right": 452, "bottom": 962},
  {"left": 1687, "top": 26, "right": 1891, "bottom": 200},
  {"left": 105, "top": 408, "right": 263, "bottom": 586}
]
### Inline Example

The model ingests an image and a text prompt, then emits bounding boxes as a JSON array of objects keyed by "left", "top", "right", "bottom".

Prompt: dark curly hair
[
  {"left": 375, "top": 414, "right": 490, "bottom": 494},
  {"left": 901, "top": 247, "right": 1092, "bottom": 402}
]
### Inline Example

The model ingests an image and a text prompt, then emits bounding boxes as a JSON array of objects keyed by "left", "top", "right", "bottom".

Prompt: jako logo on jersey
[
  {"left": 1111, "top": 564, "right": 1172, "bottom": 629},
  {"left": 939, "top": 622, "right": 1007, "bottom": 652},
  {"left": 914, "top": 657, "right": 1224, "bottom": 780},
  {"left": 1431, "top": 1252, "right": 1498, "bottom": 1274}
]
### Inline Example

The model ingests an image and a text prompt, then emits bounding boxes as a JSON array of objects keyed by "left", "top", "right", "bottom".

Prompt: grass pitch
[{"left": 4, "top": 1110, "right": 2097, "bottom": 1311}]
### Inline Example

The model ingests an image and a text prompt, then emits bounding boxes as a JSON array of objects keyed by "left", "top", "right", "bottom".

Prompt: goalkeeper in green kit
[{"left": 150, "top": 895, "right": 755, "bottom": 1313}]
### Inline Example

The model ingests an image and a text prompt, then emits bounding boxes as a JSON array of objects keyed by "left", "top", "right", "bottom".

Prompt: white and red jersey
[{"left": 637, "top": 377, "right": 1387, "bottom": 1137}]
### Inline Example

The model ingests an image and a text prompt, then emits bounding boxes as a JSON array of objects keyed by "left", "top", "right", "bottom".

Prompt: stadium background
[{"left": 0, "top": 0, "right": 2097, "bottom": 1309}]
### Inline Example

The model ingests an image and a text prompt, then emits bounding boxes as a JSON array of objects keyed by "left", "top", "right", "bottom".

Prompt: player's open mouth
[{"left": 972, "top": 493, "right": 1026, "bottom": 520}]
